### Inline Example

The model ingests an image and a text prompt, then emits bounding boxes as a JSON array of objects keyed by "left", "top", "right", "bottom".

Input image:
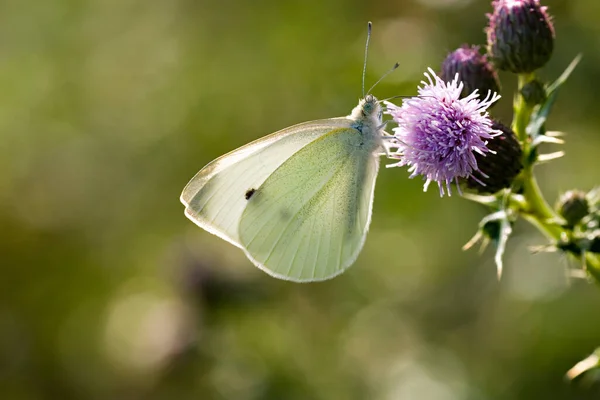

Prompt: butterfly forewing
[
  {"left": 181, "top": 119, "right": 354, "bottom": 247},
  {"left": 238, "top": 127, "right": 380, "bottom": 282}
]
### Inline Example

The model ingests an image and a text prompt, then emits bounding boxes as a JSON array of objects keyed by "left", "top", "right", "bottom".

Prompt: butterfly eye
[{"left": 361, "top": 95, "right": 380, "bottom": 117}]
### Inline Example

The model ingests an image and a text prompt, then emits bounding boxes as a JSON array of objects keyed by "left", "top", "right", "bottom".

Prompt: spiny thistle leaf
[
  {"left": 463, "top": 209, "right": 513, "bottom": 278},
  {"left": 528, "top": 55, "right": 582, "bottom": 139}
]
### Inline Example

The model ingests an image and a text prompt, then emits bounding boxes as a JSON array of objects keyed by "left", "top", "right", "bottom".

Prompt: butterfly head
[{"left": 351, "top": 94, "right": 382, "bottom": 123}]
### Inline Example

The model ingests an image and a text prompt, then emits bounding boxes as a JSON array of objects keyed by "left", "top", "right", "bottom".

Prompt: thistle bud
[
  {"left": 486, "top": 0, "right": 555, "bottom": 73},
  {"left": 464, "top": 121, "right": 523, "bottom": 194},
  {"left": 555, "top": 190, "right": 589, "bottom": 228},
  {"left": 441, "top": 45, "right": 500, "bottom": 101},
  {"left": 520, "top": 79, "right": 546, "bottom": 106}
]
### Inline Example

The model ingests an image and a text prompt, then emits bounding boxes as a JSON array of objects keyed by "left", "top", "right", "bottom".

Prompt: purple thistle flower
[{"left": 385, "top": 68, "right": 501, "bottom": 196}]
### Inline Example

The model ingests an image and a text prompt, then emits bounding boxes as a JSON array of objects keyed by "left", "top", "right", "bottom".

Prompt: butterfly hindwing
[{"left": 238, "top": 127, "right": 380, "bottom": 281}]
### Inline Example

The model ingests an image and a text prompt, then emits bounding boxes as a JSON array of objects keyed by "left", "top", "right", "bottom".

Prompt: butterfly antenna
[
  {"left": 382, "top": 94, "right": 411, "bottom": 102},
  {"left": 381, "top": 94, "right": 434, "bottom": 102},
  {"left": 362, "top": 21, "right": 372, "bottom": 98},
  {"left": 367, "top": 62, "right": 400, "bottom": 95}
]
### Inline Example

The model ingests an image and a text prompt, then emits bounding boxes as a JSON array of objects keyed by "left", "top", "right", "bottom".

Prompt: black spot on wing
[{"left": 245, "top": 188, "right": 256, "bottom": 200}]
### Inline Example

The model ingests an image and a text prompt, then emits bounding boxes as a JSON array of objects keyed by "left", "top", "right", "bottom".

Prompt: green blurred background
[{"left": 2, "top": 0, "right": 600, "bottom": 399}]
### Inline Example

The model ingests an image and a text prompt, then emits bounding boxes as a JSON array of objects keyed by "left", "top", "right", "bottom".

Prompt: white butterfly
[{"left": 180, "top": 23, "right": 391, "bottom": 282}]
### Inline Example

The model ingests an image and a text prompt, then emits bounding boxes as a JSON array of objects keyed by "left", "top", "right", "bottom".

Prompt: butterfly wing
[
  {"left": 181, "top": 118, "right": 353, "bottom": 247},
  {"left": 238, "top": 127, "right": 380, "bottom": 282}
]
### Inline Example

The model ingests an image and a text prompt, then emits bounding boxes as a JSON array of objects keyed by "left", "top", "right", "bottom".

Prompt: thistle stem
[
  {"left": 519, "top": 169, "right": 561, "bottom": 240},
  {"left": 512, "top": 73, "right": 535, "bottom": 143},
  {"left": 513, "top": 73, "right": 600, "bottom": 282}
]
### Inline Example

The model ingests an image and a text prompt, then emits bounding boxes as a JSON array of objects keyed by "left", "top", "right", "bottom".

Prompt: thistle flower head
[
  {"left": 441, "top": 45, "right": 500, "bottom": 101},
  {"left": 385, "top": 68, "right": 501, "bottom": 196},
  {"left": 486, "top": 0, "right": 555, "bottom": 73}
]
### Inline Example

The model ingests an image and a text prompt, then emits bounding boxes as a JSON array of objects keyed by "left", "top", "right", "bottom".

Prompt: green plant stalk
[
  {"left": 513, "top": 73, "right": 600, "bottom": 282},
  {"left": 512, "top": 73, "right": 535, "bottom": 143}
]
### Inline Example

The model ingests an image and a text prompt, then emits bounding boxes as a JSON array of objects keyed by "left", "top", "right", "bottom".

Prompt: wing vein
[
  {"left": 298, "top": 205, "right": 317, "bottom": 279},
  {"left": 311, "top": 194, "right": 324, "bottom": 280}
]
